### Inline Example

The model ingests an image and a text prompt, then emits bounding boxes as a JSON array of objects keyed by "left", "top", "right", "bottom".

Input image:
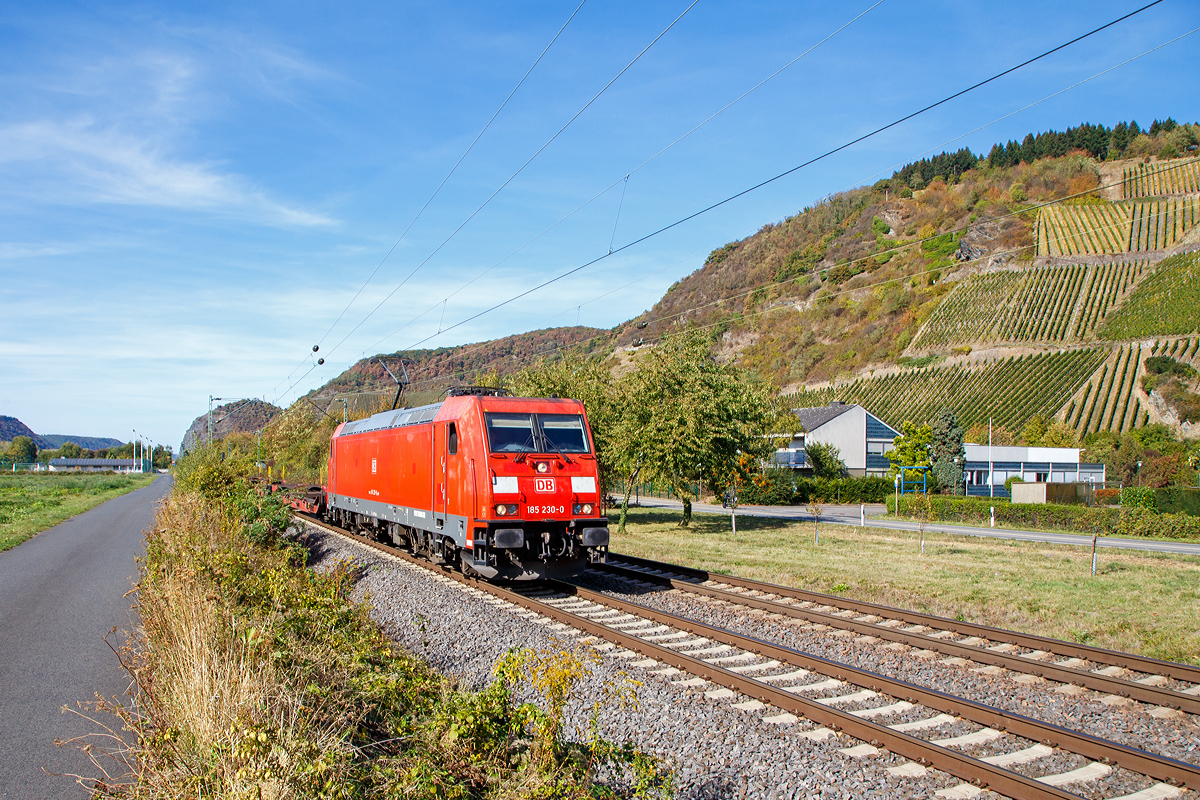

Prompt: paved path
[
  {"left": 0, "top": 476, "right": 171, "bottom": 799},
  {"left": 634, "top": 496, "right": 1200, "bottom": 556}
]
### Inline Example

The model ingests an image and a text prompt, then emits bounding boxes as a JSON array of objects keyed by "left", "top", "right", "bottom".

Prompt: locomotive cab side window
[
  {"left": 538, "top": 414, "right": 590, "bottom": 453},
  {"left": 485, "top": 413, "right": 537, "bottom": 452},
  {"left": 447, "top": 422, "right": 458, "bottom": 454}
]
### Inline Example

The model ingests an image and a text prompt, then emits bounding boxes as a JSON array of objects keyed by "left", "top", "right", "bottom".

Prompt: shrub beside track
[{"left": 78, "top": 451, "right": 669, "bottom": 800}]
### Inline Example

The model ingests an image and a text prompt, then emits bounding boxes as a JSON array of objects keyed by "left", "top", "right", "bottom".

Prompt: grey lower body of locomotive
[{"left": 326, "top": 493, "right": 608, "bottom": 580}]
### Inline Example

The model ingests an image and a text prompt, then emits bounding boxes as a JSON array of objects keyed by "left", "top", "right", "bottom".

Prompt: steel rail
[
  {"left": 555, "top": 580, "right": 1200, "bottom": 792},
  {"left": 593, "top": 561, "right": 1200, "bottom": 714},
  {"left": 295, "top": 514, "right": 1083, "bottom": 799},
  {"left": 605, "top": 552, "right": 1200, "bottom": 686},
  {"left": 294, "top": 513, "right": 1200, "bottom": 796}
]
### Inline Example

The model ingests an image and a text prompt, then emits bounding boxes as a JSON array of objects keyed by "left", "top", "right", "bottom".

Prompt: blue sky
[{"left": 1, "top": 0, "right": 1195, "bottom": 451}]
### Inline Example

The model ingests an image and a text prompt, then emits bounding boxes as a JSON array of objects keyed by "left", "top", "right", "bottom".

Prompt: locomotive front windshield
[
  {"left": 539, "top": 414, "right": 590, "bottom": 453},
  {"left": 486, "top": 413, "right": 537, "bottom": 452},
  {"left": 484, "top": 412, "right": 590, "bottom": 454}
]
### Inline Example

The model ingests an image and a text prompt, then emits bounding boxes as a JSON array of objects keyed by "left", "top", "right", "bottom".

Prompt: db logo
[{"left": 534, "top": 477, "right": 555, "bottom": 493}]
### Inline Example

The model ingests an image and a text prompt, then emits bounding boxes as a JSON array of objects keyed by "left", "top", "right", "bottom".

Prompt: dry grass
[
  {"left": 611, "top": 507, "right": 1200, "bottom": 664},
  {"left": 77, "top": 481, "right": 671, "bottom": 799},
  {"left": 90, "top": 492, "right": 366, "bottom": 799}
]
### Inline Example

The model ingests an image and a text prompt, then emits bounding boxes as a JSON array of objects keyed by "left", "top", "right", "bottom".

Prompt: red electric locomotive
[{"left": 324, "top": 387, "right": 609, "bottom": 580}]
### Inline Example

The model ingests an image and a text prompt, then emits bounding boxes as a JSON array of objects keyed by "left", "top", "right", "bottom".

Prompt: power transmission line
[
  {"left": 346, "top": 0, "right": 887, "bottom": 365},
  {"left": 270, "top": 0, "right": 588, "bottom": 397},
  {"left": 277, "top": 1, "right": 1169, "bottom": 405},
  {"left": 370, "top": 1, "right": 1163, "bottom": 361},
  {"left": 314, "top": 0, "right": 703, "bottom": 367}
]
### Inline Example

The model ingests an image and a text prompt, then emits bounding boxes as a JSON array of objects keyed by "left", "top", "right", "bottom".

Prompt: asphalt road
[
  {"left": 634, "top": 496, "right": 1200, "bottom": 556},
  {"left": 0, "top": 475, "right": 171, "bottom": 799}
]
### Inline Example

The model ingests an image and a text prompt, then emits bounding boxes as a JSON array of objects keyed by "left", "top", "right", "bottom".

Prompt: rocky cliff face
[{"left": 180, "top": 400, "right": 281, "bottom": 453}]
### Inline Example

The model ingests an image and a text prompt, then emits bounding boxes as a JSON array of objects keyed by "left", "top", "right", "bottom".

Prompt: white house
[{"left": 770, "top": 402, "right": 899, "bottom": 477}]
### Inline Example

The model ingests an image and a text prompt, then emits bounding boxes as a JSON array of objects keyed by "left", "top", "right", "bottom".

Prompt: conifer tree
[{"left": 930, "top": 409, "right": 965, "bottom": 495}]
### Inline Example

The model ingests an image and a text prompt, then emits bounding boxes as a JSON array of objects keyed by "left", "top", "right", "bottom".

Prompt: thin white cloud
[{"left": 0, "top": 118, "right": 334, "bottom": 226}]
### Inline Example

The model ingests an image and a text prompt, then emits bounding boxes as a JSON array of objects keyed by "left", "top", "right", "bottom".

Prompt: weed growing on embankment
[
  {"left": 76, "top": 456, "right": 670, "bottom": 799},
  {"left": 0, "top": 472, "right": 158, "bottom": 551},
  {"left": 611, "top": 507, "right": 1200, "bottom": 664}
]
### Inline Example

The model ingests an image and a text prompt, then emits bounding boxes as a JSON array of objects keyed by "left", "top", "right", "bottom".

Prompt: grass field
[
  {"left": 609, "top": 506, "right": 1200, "bottom": 665},
  {"left": 0, "top": 472, "right": 159, "bottom": 552}
]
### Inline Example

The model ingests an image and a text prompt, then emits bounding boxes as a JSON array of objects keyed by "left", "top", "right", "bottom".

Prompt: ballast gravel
[
  {"left": 576, "top": 571, "right": 1200, "bottom": 769},
  {"left": 298, "top": 524, "right": 996, "bottom": 800}
]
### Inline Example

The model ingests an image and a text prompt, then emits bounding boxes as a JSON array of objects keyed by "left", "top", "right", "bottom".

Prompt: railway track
[
  {"left": 596, "top": 554, "right": 1200, "bottom": 717},
  {"left": 296, "top": 513, "right": 1198, "bottom": 800}
]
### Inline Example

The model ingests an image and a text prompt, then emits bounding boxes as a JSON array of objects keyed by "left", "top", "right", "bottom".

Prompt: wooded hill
[{"left": 307, "top": 119, "right": 1200, "bottom": 440}]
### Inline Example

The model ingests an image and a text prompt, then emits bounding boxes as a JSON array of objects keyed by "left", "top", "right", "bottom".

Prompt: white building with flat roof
[{"left": 963, "top": 444, "right": 1105, "bottom": 498}]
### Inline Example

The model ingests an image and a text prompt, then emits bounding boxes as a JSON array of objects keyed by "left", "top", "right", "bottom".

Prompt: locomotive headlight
[
  {"left": 535, "top": 461, "right": 550, "bottom": 474},
  {"left": 573, "top": 503, "right": 595, "bottom": 516},
  {"left": 494, "top": 504, "right": 519, "bottom": 516}
]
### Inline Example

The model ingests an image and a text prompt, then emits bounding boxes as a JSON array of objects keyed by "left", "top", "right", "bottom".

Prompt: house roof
[
  {"left": 50, "top": 458, "right": 136, "bottom": 467},
  {"left": 791, "top": 401, "right": 854, "bottom": 432}
]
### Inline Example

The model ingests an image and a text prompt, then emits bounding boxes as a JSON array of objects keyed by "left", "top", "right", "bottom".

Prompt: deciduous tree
[
  {"left": 615, "top": 332, "right": 773, "bottom": 528},
  {"left": 8, "top": 435, "right": 36, "bottom": 463},
  {"left": 1041, "top": 420, "right": 1079, "bottom": 448},
  {"left": 507, "top": 354, "right": 625, "bottom": 498},
  {"left": 887, "top": 421, "right": 933, "bottom": 484},
  {"left": 806, "top": 442, "right": 845, "bottom": 480},
  {"left": 1021, "top": 415, "right": 1049, "bottom": 447}
]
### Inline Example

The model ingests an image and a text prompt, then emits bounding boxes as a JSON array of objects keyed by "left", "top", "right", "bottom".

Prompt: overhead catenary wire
[
  {"left": 360, "top": 0, "right": 1163, "bottom": 365},
  {"left": 314, "top": 0, "right": 704, "bottom": 368},
  {"left": 637, "top": 168, "right": 1196, "bottom": 347},
  {"left": 270, "top": 0, "right": 588, "bottom": 397},
  {"left": 846, "top": 24, "right": 1200, "bottom": 192},
  {"left": 345, "top": 0, "right": 888, "bottom": 366},
  {"left": 350, "top": 154, "right": 1199, "bottom": 400},
  {"left": 308, "top": 172, "right": 1196, "bottom": 409},
  {"left": 314, "top": 0, "right": 588, "bottom": 348},
  {"left": 277, "top": 2, "right": 1172, "bottom": 406}
]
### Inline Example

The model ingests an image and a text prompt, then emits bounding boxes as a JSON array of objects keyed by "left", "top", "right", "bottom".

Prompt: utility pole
[{"left": 989, "top": 417, "right": 994, "bottom": 499}]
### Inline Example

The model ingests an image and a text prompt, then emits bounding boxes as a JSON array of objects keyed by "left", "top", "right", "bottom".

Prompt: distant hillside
[
  {"left": 293, "top": 119, "right": 1200, "bottom": 441},
  {"left": 310, "top": 326, "right": 612, "bottom": 410},
  {"left": 39, "top": 434, "right": 125, "bottom": 450},
  {"left": 0, "top": 416, "right": 44, "bottom": 448},
  {"left": 181, "top": 400, "right": 282, "bottom": 453}
]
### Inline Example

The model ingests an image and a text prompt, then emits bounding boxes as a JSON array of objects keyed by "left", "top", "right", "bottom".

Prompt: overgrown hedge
[
  {"left": 87, "top": 445, "right": 671, "bottom": 799},
  {"left": 886, "top": 494, "right": 1200, "bottom": 539},
  {"left": 737, "top": 470, "right": 892, "bottom": 505},
  {"left": 1121, "top": 486, "right": 1156, "bottom": 510},
  {"left": 1157, "top": 487, "right": 1200, "bottom": 517}
]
